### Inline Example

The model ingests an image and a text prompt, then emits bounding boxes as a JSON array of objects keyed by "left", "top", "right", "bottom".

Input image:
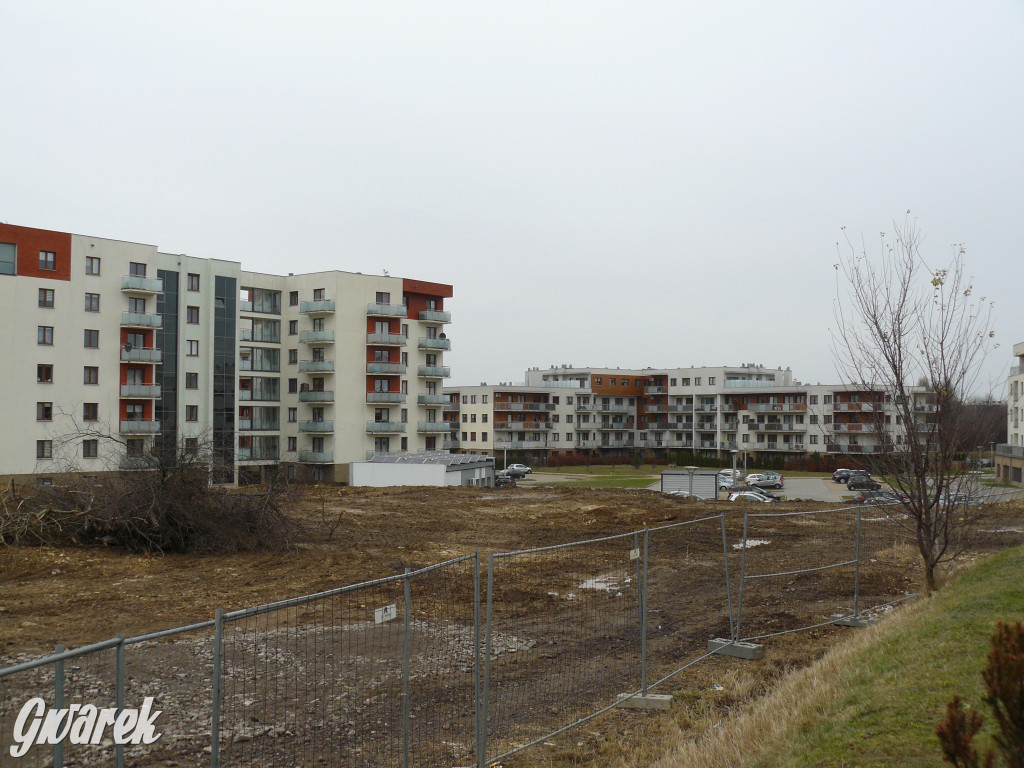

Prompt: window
[
  {"left": 313, "top": 288, "right": 325, "bottom": 301},
  {"left": 289, "top": 320, "right": 298, "bottom": 335},
  {"left": 471, "top": 413, "right": 477, "bottom": 422},
  {"left": 482, "top": 414, "right": 488, "bottom": 423},
  {"left": 128, "top": 297, "right": 146, "bottom": 313},
  {"left": 462, "top": 414, "right": 468, "bottom": 423},
  {"left": 312, "top": 347, "right": 325, "bottom": 362},
  {"left": 36, "top": 402, "right": 52, "bottom": 421},
  {"left": 470, "top": 395, "right": 477, "bottom": 404},
  {"left": 824, "top": 395, "right": 832, "bottom": 404},
  {"left": 84, "top": 292, "right": 100, "bottom": 311},
  {"left": 85, "top": 256, "right": 101, "bottom": 275},
  {"left": 824, "top": 415, "right": 832, "bottom": 424},
  {"left": 376, "top": 291, "right": 390, "bottom": 304},
  {"left": 37, "top": 364, "right": 53, "bottom": 383},
  {"left": 84, "top": 366, "right": 98, "bottom": 384},
  {"left": 810, "top": 434, "right": 819, "bottom": 445},
  {"left": 83, "top": 440, "right": 98, "bottom": 458},
  {"left": 0, "top": 242, "right": 15, "bottom": 275},
  {"left": 186, "top": 405, "right": 198, "bottom": 422},
  {"left": 483, "top": 394, "right": 488, "bottom": 404},
  {"left": 810, "top": 414, "right": 818, "bottom": 424},
  {"left": 36, "top": 440, "right": 53, "bottom": 459},
  {"left": 288, "top": 349, "right": 297, "bottom": 364},
  {"left": 595, "top": 377, "right": 602, "bottom": 385},
  {"left": 288, "top": 378, "right": 298, "bottom": 394},
  {"left": 129, "top": 262, "right": 146, "bottom": 277},
  {"left": 39, "top": 251, "right": 56, "bottom": 270},
  {"left": 288, "top": 436, "right": 297, "bottom": 451},
  {"left": 482, "top": 432, "right": 488, "bottom": 442},
  {"left": 186, "top": 306, "right": 199, "bottom": 324},
  {"left": 695, "top": 377, "right": 702, "bottom": 386},
  {"left": 401, "top": 324, "right": 408, "bottom": 337},
  {"left": 187, "top": 340, "right": 199, "bottom": 356},
  {"left": 84, "top": 329, "right": 99, "bottom": 348},
  {"left": 289, "top": 290, "right": 298, "bottom": 306},
  {"left": 38, "top": 289, "right": 54, "bottom": 308},
  {"left": 187, "top": 273, "right": 200, "bottom": 291},
  {"left": 462, "top": 395, "right": 468, "bottom": 404},
  {"left": 185, "top": 372, "right": 198, "bottom": 389},
  {"left": 471, "top": 432, "right": 476, "bottom": 441},
  {"left": 185, "top": 438, "right": 199, "bottom": 454},
  {"left": 809, "top": 395, "right": 818, "bottom": 405},
  {"left": 83, "top": 403, "right": 98, "bottom": 421},
  {"left": 708, "top": 377, "right": 716, "bottom": 385},
  {"left": 37, "top": 326, "right": 53, "bottom": 345},
  {"left": 288, "top": 407, "right": 297, "bottom": 423}
]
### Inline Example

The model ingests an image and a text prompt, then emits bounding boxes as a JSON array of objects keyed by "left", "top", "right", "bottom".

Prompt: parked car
[
  {"left": 856, "top": 490, "right": 902, "bottom": 505},
  {"left": 847, "top": 474, "right": 881, "bottom": 491},
  {"left": 505, "top": 466, "right": 528, "bottom": 479},
  {"left": 744, "top": 473, "right": 765, "bottom": 486},
  {"left": 750, "top": 471, "right": 784, "bottom": 490},
  {"left": 507, "top": 463, "right": 532, "bottom": 475},
  {"left": 494, "top": 475, "right": 515, "bottom": 488},
  {"left": 718, "top": 469, "right": 744, "bottom": 481},
  {"left": 728, "top": 490, "right": 778, "bottom": 502},
  {"left": 833, "top": 468, "right": 856, "bottom": 483},
  {"left": 718, "top": 476, "right": 735, "bottom": 491}
]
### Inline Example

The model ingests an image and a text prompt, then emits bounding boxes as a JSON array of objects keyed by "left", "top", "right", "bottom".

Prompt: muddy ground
[{"left": 1, "top": 486, "right": 1021, "bottom": 768}]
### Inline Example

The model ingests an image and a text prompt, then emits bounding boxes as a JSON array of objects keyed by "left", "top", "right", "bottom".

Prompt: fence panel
[
  {"left": 484, "top": 532, "right": 641, "bottom": 764},
  {"left": 644, "top": 514, "right": 734, "bottom": 688},
  {"left": 219, "top": 554, "right": 478, "bottom": 768},
  {"left": 856, "top": 503, "right": 921, "bottom": 614},
  {"left": 738, "top": 506, "right": 860, "bottom": 640}
]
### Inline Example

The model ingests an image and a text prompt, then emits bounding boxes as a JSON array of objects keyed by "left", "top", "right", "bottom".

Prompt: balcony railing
[
  {"left": 120, "top": 347, "right": 161, "bottom": 363},
  {"left": 300, "top": 330, "right": 335, "bottom": 344},
  {"left": 442, "top": 438, "right": 460, "bottom": 450},
  {"left": 239, "top": 329, "right": 280, "bottom": 344},
  {"left": 694, "top": 404, "right": 718, "bottom": 412},
  {"left": 833, "top": 402, "right": 884, "bottom": 412},
  {"left": 996, "top": 444, "right": 1024, "bottom": 458},
  {"left": 299, "top": 360, "right": 335, "bottom": 373},
  {"left": 418, "top": 365, "right": 451, "bottom": 378},
  {"left": 121, "top": 275, "right": 163, "bottom": 294},
  {"left": 121, "top": 312, "right": 162, "bottom": 328},
  {"left": 119, "top": 455, "right": 159, "bottom": 470},
  {"left": 300, "top": 300, "right": 335, "bottom": 315},
  {"left": 298, "top": 450, "right": 334, "bottom": 463},
  {"left": 595, "top": 422, "right": 635, "bottom": 431},
  {"left": 237, "top": 448, "right": 281, "bottom": 462},
  {"left": 366, "top": 421, "right": 406, "bottom": 434},
  {"left": 120, "top": 420, "right": 160, "bottom": 434},
  {"left": 494, "top": 440, "right": 547, "bottom": 450},
  {"left": 575, "top": 403, "right": 595, "bottom": 411},
  {"left": 367, "top": 303, "right": 408, "bottom": 317},
  {"left": 645, "top": 403, "right": 694, "bottom": 414},
  {"left": 418, "top": 421, "right": 457, "bottom": 434},
  {"left": 299, "top": 420, "right": 334, "bottom": 433},
  {"left": 495, "top": 422, "right": 551, "bottom": 431},
  {"left": 417, "top": 394, "right": 449, "bottom": 405},
  {"left": 120, "top": 384, "right": 161, "bottom": 399},
  {"left": 644, "top": 386, "right": 668, "bottom": 395},
  {"left": 299, "top": 390, "right": 334, "bottom": 402},
  {"left": 750, "top": 423, "right": 807, "bottom": 432},
  {"left": 366, "top": 392, "right": 406, "bottom": 404},
  {"left": 595, "top": 404, "right": 631, "bottom": 413},
  {"left": 366, "top": 362, "right": 407, "bottom": 375},
  {"left": 496, "top": 402, "right": 555, "bottom": 412},
  {"left": 600, "top": 440, "right": 634, "bottom": 448},
  {"left": 366, "top": 333, "right": 406, "bottom": 346},
  {"left": 417, "top": 337, "right": 451, "bottom": 350},
  {"left": 748, "top": 403, "right": 807, "bottom": 412},
  {"left": 238, "top": 419, "right": 280, "bottom": 432},
  {"left": 419, "top": 310, "right": 451, "bottom": 323}
]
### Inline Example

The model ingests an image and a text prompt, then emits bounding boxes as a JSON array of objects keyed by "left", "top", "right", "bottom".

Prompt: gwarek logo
[{"left": 9, "top": 697, "right": 162, "bottom": 757}]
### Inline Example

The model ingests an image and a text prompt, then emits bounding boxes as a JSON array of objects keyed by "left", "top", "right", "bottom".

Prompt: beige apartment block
[
  {"left": 0, "top": 223, "right": 452, "bottom": 485},
  {"left": 996, "top": 341, "right": 1024, "bottom": 486}
]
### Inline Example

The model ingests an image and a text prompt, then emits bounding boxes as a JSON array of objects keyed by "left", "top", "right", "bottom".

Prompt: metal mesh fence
[
  {"left": 219, "top": 554, "right": 478, "bottom": 768},
  {"left": 483, "top": 532, "right": 641, "bottom": 763},
  {"left": 644, "top": 514, "right": 734, "bottom": 688}
]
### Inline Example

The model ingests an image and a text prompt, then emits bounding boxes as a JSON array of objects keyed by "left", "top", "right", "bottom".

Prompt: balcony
[
  {"left": 575, "top": 403, "right": 596, "bottom": 412},
  {"left": 120, "top": 347, "right": 162, "bottom": 364},
  {"left": 699, "top": 441, "right": 717, "bottom": 449},
  {"left": 831, "top": 423, "right": 865, "bottom": 432},
  {"left": 366, "top": 332, "right": 406, "bottom": 346},
  {"left": 299, "top": 360, "right": 335, "bottom": 373},
  {"left": 418, "top": 421, "right": 457, "bottom": 434},
  {"left": 119, "top": 455, "right": 158, "bottom": 470},
  {"left": 239, "top": 329, "right": 280, "bottom": 344},
  {"left": 418, "top": 365, "right": 451, "bottom": 379},
  {"left": 694, "top": 404, "right": 718, "bottom": 413},
  {"left": 366, "top": 362, "right": 406, "bottom": 375},
  {"left": 299, "top": 420, "right": 334, "bottom": 433},
  {"left": 417, "top": 394, "right": 448, "bottom": 405},
  {"left": 722, "top": 420, "right": 740, "bottom": 431},
  {"left": 121, "top": 312, "right": 162, "bottom": 329},
  {"left": 299, "top": 390, "right": 334, "bottom": 402},
  {"left": 366, "top": 421, "right": 406, "bottom": 434},
  {"left": 496, "top": 402, "right": 555, "bottom": 412},
  {"left": 600, "top": 440, "right": 634, "bottom": 448},
  {"left": 442, "top": 438, "right": 460, "bottom": 450},
  {"left": 417, "top": 337, "right": 451, "bottom": 351},
  {"left": 419, "top": 309, "right": 451, "bottom": 323},
  {"left": 997, "top": 444, "right": 1024, "bottom": 458},
  {"left": 644, "top": 386, "right": 668, "bottom": 395},
  {"left": 120, "top": 384, "right": 161, "bottom": 399},
  {"left": 495, "top": 440, "right": 548, "bottom": 450},
  {"left": 300, "top": 330, "right": 335, "bottom": 344},
  {"left": 121, "top": 275, "right": 163, "bottom": 294},
  {"left": 833, "top": 402, "right": 884, "bottom": 412},
  {"left": 300, "top": 300, "right": 335, "bottom": 315},
  {"left": 366, "top": 392, "right": 406, "bottom": 404},
  {"left": 238, "top": 419, "right": 280, "bottom": 432},
  {"left": 595, "top": 422, "right": 635, "bottom": 431},
  {"left": 298, "top": 450, "right": 334, "bottom": 463},
  {"left": 645, "top": 404, "right": 693, "bottom": 414},
  {"left": 750, "top": 423, "right": 807, "bottom": 432},
  {"left": 595, "top": 403, "right": 631, "bottom": 413},
  {"left": 120, "top": 420, "right": 160, "bottom": 434},
  {"left": 495, "top": 421, "right": 552, "bottom": 431},
  {"left": 747, "top": 403, "right": 807, "bottom": 413},
  {"left": 722, "top": 441, "right": 738, "bottom": 450},
  {"left": 237, "top": 448, "right": 281, "bottom": 462},
  {"left": 367, "top": 303, "right": 408, "bottom": 318}
]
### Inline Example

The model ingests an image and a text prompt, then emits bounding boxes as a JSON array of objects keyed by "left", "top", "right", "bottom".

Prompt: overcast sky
[{"left": 3, "top": 1, "right": 1021, "bottom": 395}]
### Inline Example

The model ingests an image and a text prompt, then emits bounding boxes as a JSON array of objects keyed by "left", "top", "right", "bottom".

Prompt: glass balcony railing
[
  {"left": 300, "top": 300, "right": 335, "bottom": 314},
  {"left": 121, "top": 275, "right": 163, "bottom": 293},
  {"left": 418, "top": 309, "right": 451, "bottom": 323},
  {"left": 120, "top": 420, "right": 160, "bottom": 434},
  {"left": 366, "top": 332, "right": 406, "bottom": 346},
  {"left": 366, "top": 421, "right": 406, "bottom": 434},
  {"left": 366, "top": 303, "right": 408, "bottom": 317},
  {"left": 299, "top": 330, "right": 335, "bottom": 343},
  {"left": 121, "top": 312, "right": 162, "bottom": 328},
  {"left": 299, "top": 390, "right": 334, "bottom": 402},
  {"left": 417, "top": 365, "right": 451, "bottom": 378},
  {"left": 120, "top": 384, "right": 161, "bottom": 398},
  {"left": 366, "top": 362, "right": 406, "bottom": 375},
  {"left": 417, "top": 337, "right": 451, "bottom": 350},
  {"left": 298, "top": 450, "right": 333, "bottom": 463},
  {"left": 299, "top": 421, "right": 334, "bottom": 433},
  {"left": 299, "top": 360, "right": 335, "bottom": 373},
  {"left": 366, "top": 392, "right": 406, "bottom": 404}
]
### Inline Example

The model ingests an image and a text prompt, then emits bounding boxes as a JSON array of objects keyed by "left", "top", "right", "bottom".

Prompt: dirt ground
[{"left": 2, "top": 486, "right": 1022, "bottom": 768}]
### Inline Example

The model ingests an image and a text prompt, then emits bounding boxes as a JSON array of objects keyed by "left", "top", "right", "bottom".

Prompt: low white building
[{"left": 349, "top": 452, "right": 495, "bottom": 487}]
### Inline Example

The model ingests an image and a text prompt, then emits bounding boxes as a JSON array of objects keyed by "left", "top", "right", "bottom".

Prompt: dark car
[
  {"left": 856, "top": 490, "right": 901, "bottom": 505},
  {"left": 505, "top": 467, "right": 527, "bottom": 479},
  {"left": 847, "top": 474, "right": 881, "bottom": 491},
  {"left": 494, "top": 474, "right": 515, "bottom": 488}
]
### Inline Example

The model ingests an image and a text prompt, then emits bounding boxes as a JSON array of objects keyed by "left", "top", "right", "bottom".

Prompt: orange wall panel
[{"left": 0, "top": 223, "right": 72, "bottom": 281}]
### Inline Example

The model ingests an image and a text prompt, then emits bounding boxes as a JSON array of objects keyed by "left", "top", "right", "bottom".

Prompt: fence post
[
  {"left": 719, "top": 513, "right": 735, "bottom": 641},
  {"left": 402, "top": 568, "right": 412, "bottom": 768},
  {"left": 735, "top": 511, "right": 750, "bottom": 641},
  {"left": 211, "top": 608, "right": 223, "bottom": 768},
  {"left": 473, "top": 551, "right": 483, "bottom": 768},
  {"left": 116, "top": 634, "right": 126, "bottom": 768},
  {"left": 53, "top": 644, "right": 65, "bottom": 768},
  {"left": 854, "top": 503, "right": 863, "bottom": 619},
  {"left": 640, "top": 528, "right": 649, "bottom": 697},
  {"left": 479, "top": 554, "right": 495, "bottom": 768}
]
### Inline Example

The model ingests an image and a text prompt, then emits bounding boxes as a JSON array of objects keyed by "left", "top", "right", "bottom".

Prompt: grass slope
[{"left": 656, "top": 545, "right": 1024, "bottom": 768}]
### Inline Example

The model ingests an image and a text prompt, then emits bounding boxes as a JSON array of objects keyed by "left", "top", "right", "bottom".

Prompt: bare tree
[{"left": 832, "top": 213, "right": 996, "bottom": 592}]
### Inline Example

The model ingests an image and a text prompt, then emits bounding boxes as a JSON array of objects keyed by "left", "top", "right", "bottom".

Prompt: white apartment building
[
  {"left": 449, "top": 363, "right": 908, "bottom": 464},
  {"left": 996, "top": 341, "right": 1024, "bottom": 486},
  {"left": 0, "top": 223, "right": 452, "bottom": 485}
]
